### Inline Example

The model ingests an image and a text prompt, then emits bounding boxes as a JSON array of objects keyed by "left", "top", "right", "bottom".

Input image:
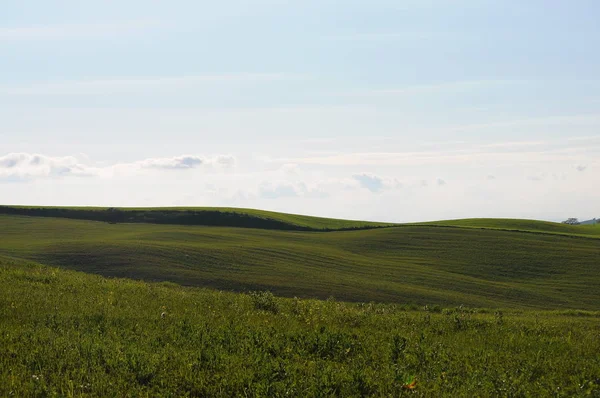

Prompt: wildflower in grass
[
  {"left": 31, "top": 375, "right": 40, "bottom": 381},
  {"left": 80, "top": 383, "right": 91, "bottom": 391},
  {"left": 402, "top": 376, "right": 417, "bottom": 390}
]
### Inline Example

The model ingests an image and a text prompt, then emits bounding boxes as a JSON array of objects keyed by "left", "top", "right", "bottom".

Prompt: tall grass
[{"left": 1, "top": 258, "right": 599, "bottom": 396}]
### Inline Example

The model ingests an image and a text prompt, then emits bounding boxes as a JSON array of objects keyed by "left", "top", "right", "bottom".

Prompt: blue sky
[{"left": 1, "top": 0, "right": 599, "bottom": 222}]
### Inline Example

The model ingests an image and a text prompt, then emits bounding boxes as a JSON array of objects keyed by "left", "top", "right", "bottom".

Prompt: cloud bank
[
  {"left": 0, "top": 153, "right": 235, "bottom": 182},
  {"left": 0, "top": 153, "right": 95, "bottom": 181},
  {"left": 135, "top": 155, "right": 235, "bottom": 170},
  {"left": 2, "top": 143, "right": 598, "bottom": 223}
]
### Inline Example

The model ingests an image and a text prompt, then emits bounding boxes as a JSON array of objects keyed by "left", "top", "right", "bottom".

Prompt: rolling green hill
[
  {"left": 416, "top": 218, "right": 600, "bottom": 238},
  {"left": 3, "top": 209, "right": 600, "bottom": 394},
  {"left": 0, "top": 205, "right": 393, "bottom": 231},
  {"left": 1, "top": 212, "right": 599, "bottom": 310}
]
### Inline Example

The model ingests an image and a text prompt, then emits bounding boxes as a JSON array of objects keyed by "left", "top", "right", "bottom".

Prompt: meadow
[
  {"left": 1, "top": 256, "right": 599, "bottom": 397},
  {"left": 1, "top": 207, "right": 600, "bottom": 396},
  {"left": 1, "top": 211, "right": 599, "bottom": 309},
  {"left": 0, "top": 206, "right": 394, "bottom": 231}
]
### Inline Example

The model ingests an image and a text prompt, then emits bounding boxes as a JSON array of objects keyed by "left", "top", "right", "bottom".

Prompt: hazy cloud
[
  {"left": 353, "top": 173, "right": 384, "bottom": 192},
  {"left": 138, "top": 155, "right": 204, "bottom": 170},
  {"left": 136, "top": 155, "right": 234, "bottom": 170},
  {"left": 352, "top": 173, "right": 402, "bottom": 193},
  {"left": 256, "top": 179, "right": 334, "bottom": 200},
  {"left": 277, "top": 135, "right": 600, "bottom": 168},
  {"left": 259, "top": 182, "right": 301, "bottom": 199},
  {"left": 113, "top": 154, "right": 235, "bottom": 174},
  {"left": 0, "top": 153, "right": 96, "bottom": 182},
  {"left": 0, "top": 153, "right": 235, "bottom": 181},
  {"left": 280, "top": 163, "right": 300, "bottom": 176}
]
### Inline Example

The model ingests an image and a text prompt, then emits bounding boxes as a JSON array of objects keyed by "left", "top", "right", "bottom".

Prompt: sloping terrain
[
  {"left": 0, "top": 206, "right": 393, "bottom": 231},
  {"left": 415, "top": 218, "right": 600, "bottom": 238},
  {"left": 1, "top": 214, "right": 599, "bottom": 309}
]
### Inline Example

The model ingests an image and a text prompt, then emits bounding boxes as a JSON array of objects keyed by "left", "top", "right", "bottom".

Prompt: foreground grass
[
  {"left": 2, "top": 215, "right": 600, "bottom": 309},
  {"left": 1, "top": 257, "right": 599, "bottom": 397}
]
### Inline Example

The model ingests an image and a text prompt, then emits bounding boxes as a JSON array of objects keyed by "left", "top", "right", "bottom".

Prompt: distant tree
[
  {"left": 562, "top": 218, "right": 580, "bottom": 225},
  {"left": 105, "top": 207, "right": 125, "bottom": 224}
]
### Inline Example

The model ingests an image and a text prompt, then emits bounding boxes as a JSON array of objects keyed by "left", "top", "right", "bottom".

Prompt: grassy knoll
[
  {"left": 415, "top": 218, "right": 600, "bottom": 239},
  {"left": 2, "top": 205, "right": 597, "bottom": 237},
  {"left": 2, "top": 214, "right": 600, "bottom": 309},
  {"left": 1, "top": 257, "right": 599, "bottom": 397},
  {"left": 0, "top": 205, "right": 393, "bottom": 231}
]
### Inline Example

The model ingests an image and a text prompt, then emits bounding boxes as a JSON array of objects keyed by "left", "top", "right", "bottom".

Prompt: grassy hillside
[
  {"left": 0, "top": 205, "right": 393, "bottom": 231},
  {"left": 2, "top": 214, "right": 600, "bottom": 309},
  {"left": 2, "top": 205, "right": 598, "bottom": 237},
  {"left": 416, "top": 218, "right": 600, "bottom": 238},
  {"left": 2, "top": 257, "right": 599, "bottom": 396}
]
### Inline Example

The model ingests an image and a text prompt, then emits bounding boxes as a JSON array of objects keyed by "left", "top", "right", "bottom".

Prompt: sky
[{"left": 1, "top": 0, "right": 599, "bottom": 222}]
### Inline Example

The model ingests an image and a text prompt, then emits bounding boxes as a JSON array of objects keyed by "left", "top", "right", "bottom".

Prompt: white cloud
[
  {"left": 0, "top": 153, "right": 235, "bottom": 182},
  {"left": 137, "top": 155, "right": 204, "bottom": 170},
  {"left": 0, "top": 153, "right": 96, "bottom": 181},
  {"left": 108, "top": 154, "right": 236, "bottom": 176},
  {"left": 135, "top": 155, "right": 235, "bottom": 170},
  {"left": 2, "top": 142, "right": 599, "bottom": 223}
]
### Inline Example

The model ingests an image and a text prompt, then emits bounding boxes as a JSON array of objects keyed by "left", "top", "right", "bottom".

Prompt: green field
[
  {"left": 2, "top": 208, "right": 600, "bottom": 395},
  {"left": 2, "top": 257, "right": 599, "bottom": 396},
  {"left": 1, "top": 210, "right": 599, "bottom": 309},
  {"left": 0, "top": 206, "right": 394, "bottom": 231},
  {"left": 416, "top": 218, "right": 600, "bottom": 239}
]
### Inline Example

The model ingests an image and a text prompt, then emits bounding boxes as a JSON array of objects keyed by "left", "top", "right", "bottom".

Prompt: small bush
[{"left": 249, "top": 291, "right": 279, "bottom": 314}]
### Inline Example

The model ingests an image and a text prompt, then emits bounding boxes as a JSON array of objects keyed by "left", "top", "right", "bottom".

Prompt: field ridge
[
  {"left": 0, "top": 205, "right": 393, "bottom": 232},
  {"left": 409, "top": 221, "right": 600, "bottom": 240},
  {"left": 2, "top": 213, "right": 599, "bottom": 310}
]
